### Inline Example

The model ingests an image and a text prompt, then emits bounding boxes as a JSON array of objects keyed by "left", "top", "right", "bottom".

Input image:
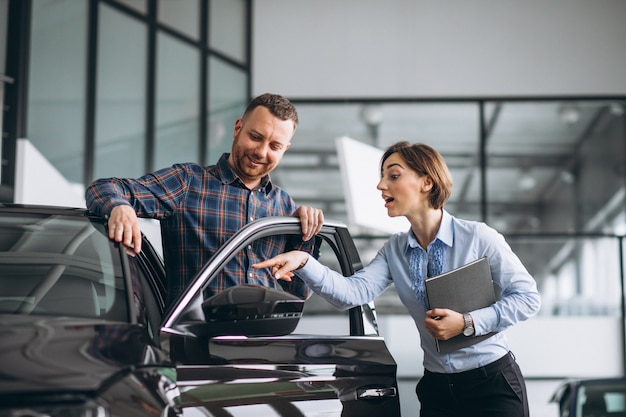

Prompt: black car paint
[
  {"left": 0, "top": 204, "right": 401, "bottom": 417},
  {"left": 551, "top": 377, "right": 626, "bottom": 417}
]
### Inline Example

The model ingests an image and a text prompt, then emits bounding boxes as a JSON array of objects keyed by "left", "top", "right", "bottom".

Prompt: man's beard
[{"left": 233, "top": 149, "right": 273, "bottom": 182}]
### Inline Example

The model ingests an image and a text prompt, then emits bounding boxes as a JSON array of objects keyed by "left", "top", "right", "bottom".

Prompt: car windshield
[{"left": 0, "top": 212, "right": 128, "bottom": 320}]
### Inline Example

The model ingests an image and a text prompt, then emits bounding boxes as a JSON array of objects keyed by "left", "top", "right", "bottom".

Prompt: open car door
[{"left": 160, "top": 217, "right": 401, "bottom": 417}]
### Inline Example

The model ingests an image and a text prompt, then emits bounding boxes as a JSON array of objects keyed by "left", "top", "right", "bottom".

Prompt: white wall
[
  {"left": 13, "top": 138, "right": 164, "bottom": 257},
  {"left": 297, "top": 314, "right": 623, "bottom": 379},
  {"left": 14, "top": 138, "right": 85, "bottom": 207},
  {"left": 252, "top": 0, "right": 626, "bottom": 97},
  {"left": 336, "top": 136, "right": 410, "bottom": 234}
]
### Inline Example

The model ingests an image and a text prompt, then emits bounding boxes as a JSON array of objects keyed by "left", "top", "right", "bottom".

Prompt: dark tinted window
[
  {"left": 128, "top": 254, "right": 165, "bottom": 339},
  {"left": 0, "top": 212, "right": 128, "bottom": 320},
  {"left": 578, "top": 383, "right": 626, "bottom": 416}
]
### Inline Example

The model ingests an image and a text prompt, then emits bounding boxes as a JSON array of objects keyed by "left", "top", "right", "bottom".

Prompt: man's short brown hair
[{"left": 243, "top": 93, "right": 299, "bottom": 130}]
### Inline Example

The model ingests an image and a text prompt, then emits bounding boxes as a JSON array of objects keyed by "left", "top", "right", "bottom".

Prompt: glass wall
[
  {"left": 154, "top": 32, "right": 199, "bottom": 168},
  {"left": 27, "top": 0, "right": 88, "bottom": 184},
  {"left": 158, "top": 0, "right": 199, "bottom": 40},
  {"left": 13, "top": 0, "right": 626, "bottom": 321},
  {"left": 0, "top": 0, "right": 6, "bottom": 73},
  {"left": 207, "top": 56, "right": 248, "bottom": 162},
  {"left": 209, "top": 0, "right": 247, "bottom": 63},
  {"left": 115, "top": 0, "right": 146, "bottom": 14},
  {"left": 0, "top": 0, "right": 8, "bottom": 182},
  {"left": 281, "top": 99, "right": 626, "bottom": 318},
  {"left": 25, "top": 0, "right": 250, "bottom": 184},
  {"left": 509, "top": 235, "right": 624, "bottom": 317},
  {"left": 94, "top": 3, "right": 146, "bottom": 179},
  {"left": 486, "top": 101, "right": 626, "bottom": 235},
  {"left": 486, "top": 100, "right": 626, "bottom": 318}
]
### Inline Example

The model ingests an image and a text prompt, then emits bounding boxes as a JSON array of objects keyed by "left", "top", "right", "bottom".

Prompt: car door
[{"left": 160, "top": 217, "right": 401, "bottom": 417}]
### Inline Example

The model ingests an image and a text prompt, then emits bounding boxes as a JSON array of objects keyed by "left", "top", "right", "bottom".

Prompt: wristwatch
[{"left": 462, "top": 313, "right": 475, "bottom": 336}]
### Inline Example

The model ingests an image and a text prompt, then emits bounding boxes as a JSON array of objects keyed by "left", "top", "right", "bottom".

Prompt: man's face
[{"left": 229, "top": 106, "right": 295, "bottom": 188}]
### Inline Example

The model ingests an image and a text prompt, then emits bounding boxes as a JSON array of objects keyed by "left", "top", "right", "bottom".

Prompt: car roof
[
  {"left": 551, "top": 377, "right": 626, "bottom": 403},
  {"left": 0, "top": 203, "right": 91, "bottom": 217}
]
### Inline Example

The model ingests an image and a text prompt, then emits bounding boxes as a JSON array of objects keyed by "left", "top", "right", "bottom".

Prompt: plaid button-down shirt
[{"left": 86, "top": 153, "right": 313, "bottom": 305}]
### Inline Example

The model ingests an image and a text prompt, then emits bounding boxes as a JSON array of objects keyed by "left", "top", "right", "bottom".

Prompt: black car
[
  {"left": 551, "top": 377, "right": 626, "bottom": 417},
  {"left": 0, "top": 204, "right": 401, "bottom": 417}
]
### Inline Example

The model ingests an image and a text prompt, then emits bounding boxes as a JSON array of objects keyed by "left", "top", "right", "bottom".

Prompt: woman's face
[{"left": 377, "top": 152, "right": 431, "bottom": 218}]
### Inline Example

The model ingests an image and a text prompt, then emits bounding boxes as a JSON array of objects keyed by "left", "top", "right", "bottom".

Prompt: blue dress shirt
[{"left": 297, "top": 209, "right": 541, "bottom": 373}]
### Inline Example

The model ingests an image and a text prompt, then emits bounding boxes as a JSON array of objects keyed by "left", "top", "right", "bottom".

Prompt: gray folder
[{"left": 425, "top": 256, "right": 498, "bottom": 353}]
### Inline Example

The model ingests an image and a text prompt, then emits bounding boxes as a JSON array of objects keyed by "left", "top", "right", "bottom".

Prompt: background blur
[{"left": 2, "top": 1, "right": 626, "bottom": 415}]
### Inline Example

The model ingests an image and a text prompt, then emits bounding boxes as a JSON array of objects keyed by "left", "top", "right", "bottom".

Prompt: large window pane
[
  {"left": 27, "top": 0, "right": 87, "bottom": 183},
  {"left": 94, "top": 4, "right": 146, "bottom": 179},
  {"left": 158, "top": 0, "right": 199, "bottom": 40},
  {"left": 206, "top": 57, "right": 247, "bottom": 163},
  {"left": 509, "top": 235, "right": 623, "bottom": 317},
  {"left": 0, "top": 0, "right": 7, "bottom": 72},
  {"left": 375, "top": 103, "right": 481, "bottom": 222},
  {"left": 487, "top": 101, "right": 626, "bottom": 234},
  {"left": 209, "top": 0, "right": 247, "bottom": 63},
  {"left": 576, "top": 102, "right": 625, "bottom": 234},
  {"left": 0, "top": 0, "right": 7, "bottom": 181},
  {"left": 113, "top": 0, "right": 146, "bottom": 14},
  {"left": 275, "top": 102, "right": 480, "bottom": 226},
  {"left": 155, "top": 33, "right": 200, "bottom": 168}
]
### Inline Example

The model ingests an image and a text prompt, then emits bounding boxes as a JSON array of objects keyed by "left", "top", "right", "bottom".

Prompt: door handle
[{"left": 357, "top": 386, "right": 398, "bottom": 399}]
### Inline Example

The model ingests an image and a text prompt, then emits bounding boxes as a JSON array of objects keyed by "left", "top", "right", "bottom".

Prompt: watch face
[{"left": 463, "top": 326, "right": 474, "bottom": 336}]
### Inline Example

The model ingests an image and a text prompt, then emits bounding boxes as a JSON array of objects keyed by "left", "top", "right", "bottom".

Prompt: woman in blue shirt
[{"left": 254, "top": 141, "right": 541, "bottom": 417}]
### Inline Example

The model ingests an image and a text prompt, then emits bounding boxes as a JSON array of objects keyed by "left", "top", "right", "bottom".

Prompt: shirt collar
[
  {"left": 215, "top": 153, "right": 273, "bottom": 194},
  {"left": 405, "top": 209, "right": 454, "bottom": 252},
  {"left": 437, "top": 209, "right": 454, "bottom": 247}
]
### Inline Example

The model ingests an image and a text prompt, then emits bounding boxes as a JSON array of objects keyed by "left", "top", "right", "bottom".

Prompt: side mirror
[{"left": 202, "top": 285, "right": 304, "bottom": 337}]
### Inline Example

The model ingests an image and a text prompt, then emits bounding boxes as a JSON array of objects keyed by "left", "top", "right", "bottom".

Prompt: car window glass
[
  {"left": 298, "top": 233, "right": 379, "bottom": 336},
  {"left": 0, "top": 213, "right": 128, "bottom": 320},
  {"left": 220, "top": 232, "right": 352, "bottom": 336},
  {"left": 606, "top": 392, "right": 626, "bottom": 413},
  {"left": 127, "top": 255, "right": 164, "bottom": 340},
  {"left": 165, "top": 220, "right": 378, "bottom": 339},
  {"left": 578, "top": 384, "right": 626, "bottom": 415}
]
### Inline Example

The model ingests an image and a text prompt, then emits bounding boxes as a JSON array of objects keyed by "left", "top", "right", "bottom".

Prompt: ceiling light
[
  {"left": 518, "top": 169, "right": 536, "bottom": 191},
  {"left": 527, "top": 216, "right": 540, "bottom": 229},
  {"left": 558, "top": 103, "right": 580, "bottom": 125},
  {"left": 560, "top": 170, "right": 575, "bottom": 185},
  {"left": 359, "top": 104, "right": 383, "bottom": 127},
  {"left": 610, "top": 102, "right": 624, "bottom": 116}
]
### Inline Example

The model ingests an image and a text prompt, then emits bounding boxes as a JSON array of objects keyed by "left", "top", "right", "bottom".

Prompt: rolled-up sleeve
[{"left": 85, "top": 165, "right": 190, "bottom": 218}]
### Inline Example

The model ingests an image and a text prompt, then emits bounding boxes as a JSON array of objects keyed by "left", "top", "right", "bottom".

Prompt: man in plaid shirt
[{"left": 85, "top": 93, "right": 323, "bottom": 306}]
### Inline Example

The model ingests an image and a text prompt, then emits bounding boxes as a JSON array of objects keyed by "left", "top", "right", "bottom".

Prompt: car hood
[{"left": 0, "top": 314, "right": 159, "bottom": 394}]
